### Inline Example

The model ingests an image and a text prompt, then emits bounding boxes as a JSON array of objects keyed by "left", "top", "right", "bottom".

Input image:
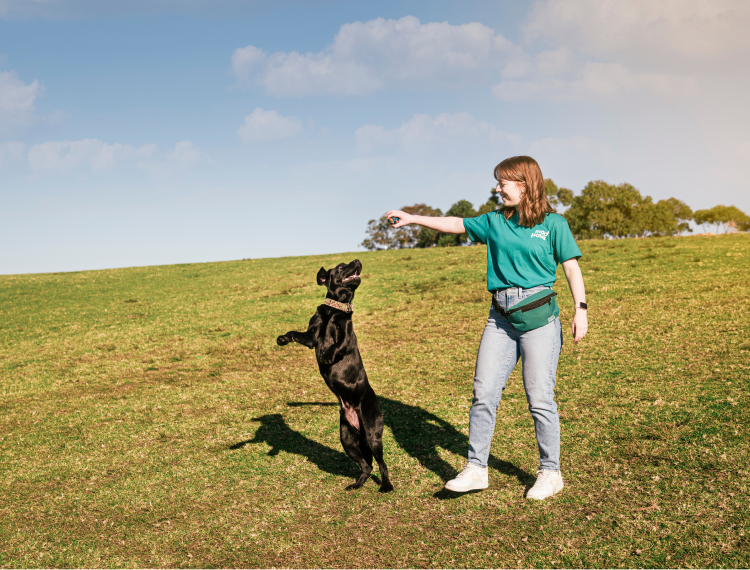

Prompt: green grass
[{"left": 1, "top": 233, "right": 748, "bottom": 568}]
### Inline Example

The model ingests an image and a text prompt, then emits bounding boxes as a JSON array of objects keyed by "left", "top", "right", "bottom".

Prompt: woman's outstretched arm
[{"left": 385, "top": 209, "right": 465, "bottom": 234}]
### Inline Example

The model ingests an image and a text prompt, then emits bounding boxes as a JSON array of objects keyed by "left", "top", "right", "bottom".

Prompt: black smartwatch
[{"left": 575, "top": 302, "right": 588, "bottom": 310}]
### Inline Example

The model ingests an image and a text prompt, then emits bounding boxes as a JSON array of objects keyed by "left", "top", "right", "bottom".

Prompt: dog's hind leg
[
  {"left": 339, "top": 412, "right": 372, "bottom": 490},
  {"left": 358, "top": 425, "right": 373, "bottom": 473},
  {"left": 368, "top": 429, "right": 393, "bottom": 493},
  {"left": 360, "top": 392, "right": 394, "bottom": 493}
]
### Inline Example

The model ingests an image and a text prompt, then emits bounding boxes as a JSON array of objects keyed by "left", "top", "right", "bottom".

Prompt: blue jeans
[{"left": 467, "top": 285, "right": 563, "bottom": 471}]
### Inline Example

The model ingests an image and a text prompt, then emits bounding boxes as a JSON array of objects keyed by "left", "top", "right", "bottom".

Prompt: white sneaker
[
  {"left": 445, "top": 463, "right": 488, "bottom": 492},
  {"left": 526, "top": 469, "right": 564, "bottom": 500}
]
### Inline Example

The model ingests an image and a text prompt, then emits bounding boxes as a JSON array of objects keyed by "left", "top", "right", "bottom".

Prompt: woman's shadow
[
  {"left": 229, "top": 397, "right": 532, "bottom": 495},
  {"left": 377, "top": 396, "right": 532, "bottom": 497}
]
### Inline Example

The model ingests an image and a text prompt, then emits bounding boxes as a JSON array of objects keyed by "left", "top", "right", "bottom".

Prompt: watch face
[{"left": 579, "top": 302, "right": 588, "bottom": 309}]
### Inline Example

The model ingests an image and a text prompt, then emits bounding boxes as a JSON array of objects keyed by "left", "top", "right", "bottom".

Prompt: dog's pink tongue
[{"left": 341, "top": 400, "right": 360, "bottom": 430}]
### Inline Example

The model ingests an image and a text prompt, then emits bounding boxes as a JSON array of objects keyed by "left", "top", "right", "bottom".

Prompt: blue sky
[{"left": 1, "top": 0, "right": 749, "bottom": 274}]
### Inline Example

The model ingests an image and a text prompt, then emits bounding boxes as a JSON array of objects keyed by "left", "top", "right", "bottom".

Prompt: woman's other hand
[
  {"left": 572, "top": 308, "right": 588, "bottom": 343},
  {"left": 573, "top": 309, "right": 589, "bottom": 342}
]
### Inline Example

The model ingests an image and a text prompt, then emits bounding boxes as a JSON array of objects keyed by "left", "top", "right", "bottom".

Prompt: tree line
[{"left": 362, "top": 180, "right": 750, "bottom": 250}]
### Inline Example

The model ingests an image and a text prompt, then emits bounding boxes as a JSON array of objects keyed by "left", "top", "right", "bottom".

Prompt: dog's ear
[{"left": 317, "top": 267, "right": 329, "bottom": 286}]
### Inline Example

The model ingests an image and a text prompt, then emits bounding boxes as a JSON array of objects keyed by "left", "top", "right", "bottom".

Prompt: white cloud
[
  {"left": 232, "top": 16, "right": 518, "bottom": 96},
  {"left": 524, "top": 0, "right": 750, "bottom": 68},
  {"left": 166, "top": 140, "right": 207, "bottom": 167},
  {"left": 238, "top": 108, "right": 302, "bottom": 142},
  {"left": 46, "top": 109, "right": 70, "bottom": 125},
  {"left": 529, "top": 135, "right": 618, "bottom": 166},
  {"left": 26, "top": 138, "right": 211, "bottom": 176},
  {"left": 293, "top": 157, "right": 384, "bottom": 180},
  {"left": 356, "top": 112, "right": 512, "bottom": 154},
  {"left": 353, "top": 113, "right": 626, "bottom": 192},
  {"left": 0, "top": 0, "right": 45, "bottom": 18},
  {"left": 0, "top": 70, "right": 41, "bottom": 125},
  {"left": 0, "top": 0, "right": 300, "bottom": 20},
  {"left": 138, "top": 140, "right": 211, "bottom": 175},
  {"left": 28, "top": 138, "right": 157, "bottom": 172},
  {"left": 522, "top": 135, "right": 627, "bottom": 196},
  {"left": 0, "top": 140, "right": 25, "bottom": 164},
  {"left": 135, "top": 141, "right": 214, "bottom": 178},
  {"left": 493, "top": 62, "right": 697, "bottom": 102},
  {"left": 230, "top": 13, "right": 701, "bottom": 104},
  {"left": 500, "top": 47, "right": 578, "bottom": 80},
  {"left": 231, "top": 45, "right": 265, "bottom": 81}
]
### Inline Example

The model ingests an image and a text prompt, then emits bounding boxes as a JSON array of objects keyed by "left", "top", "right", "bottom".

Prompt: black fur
[{"left": 276, "top": 259, "right": 393, "bottom": 493}]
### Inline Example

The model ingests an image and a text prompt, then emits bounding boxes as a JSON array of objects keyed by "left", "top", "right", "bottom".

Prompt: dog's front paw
[{"left": 276, "top": 335, "right": 290, "bottom": 346}]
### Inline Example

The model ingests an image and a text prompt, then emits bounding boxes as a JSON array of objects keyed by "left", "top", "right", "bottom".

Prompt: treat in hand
[{"left": 388, "top": 216, "right": 400, "bottom": 226}]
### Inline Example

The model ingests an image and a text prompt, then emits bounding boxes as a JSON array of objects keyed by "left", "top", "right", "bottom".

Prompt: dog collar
[{"left": 324, "top": 299, "right": 353, "bottom": 313}]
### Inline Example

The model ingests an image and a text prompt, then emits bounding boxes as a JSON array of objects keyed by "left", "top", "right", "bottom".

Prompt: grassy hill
[{"left": 1, "top": 233, "right": 748, "bottom": 568}]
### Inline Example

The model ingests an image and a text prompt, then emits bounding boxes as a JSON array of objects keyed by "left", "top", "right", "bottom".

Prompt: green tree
[
  {"left": 659, "top": 197, "right": 693, "bottom": 235},
  {"left": 361, "top": 215, "right": 401, "bottom": 251},
  {"left": 361, "top": 204, "right": 443, "bottom": 251},
  {"left": 544, "top": 179, "right": 574, "bottom": 210},
  {"left": 693, "top": 205, "right": 750, "bottom": 234},
  {"left": 405, "top": 203, "right": 444, "bottom": 248},
  {"left": 633, "top": 199, "right": 680, "bottom": 237},
  {"left": 564, "top": 181, "right": 684, "bottom": 239},
  {"left": 565, "top": 181, "right": 640, "bottom": 239},
  {"left": 477, "top": 186, "right": 500, "bottom": 216},
  {"left": 436, "top": 200, "right": 477, "bottom": 247}
]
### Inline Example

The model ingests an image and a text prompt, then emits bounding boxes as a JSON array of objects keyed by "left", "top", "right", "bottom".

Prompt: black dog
[{"left": 276, "top": 259, "right": 393, "bottom": 493}]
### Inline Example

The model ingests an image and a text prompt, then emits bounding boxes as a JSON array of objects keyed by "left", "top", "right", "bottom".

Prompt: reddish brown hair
[{"left": 494, "top": 155, "right": 554, "bottom": 228}]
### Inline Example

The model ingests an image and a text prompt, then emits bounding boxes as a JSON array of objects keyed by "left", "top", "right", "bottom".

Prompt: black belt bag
[{"left": 492, "top": 289, "right": 559, "bottom": 332}]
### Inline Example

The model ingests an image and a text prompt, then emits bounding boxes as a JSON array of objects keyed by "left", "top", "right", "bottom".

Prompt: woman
[{"left": 386, "top": 155, "right": 587, "bottom": 500}]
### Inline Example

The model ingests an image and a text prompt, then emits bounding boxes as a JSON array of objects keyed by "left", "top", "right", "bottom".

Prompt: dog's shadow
[
  {"left": 230, "top": 412, "right": 357, "bottom": 479},
  {"left": 230, "top": 397, "right": 532, "bottom": 492}
]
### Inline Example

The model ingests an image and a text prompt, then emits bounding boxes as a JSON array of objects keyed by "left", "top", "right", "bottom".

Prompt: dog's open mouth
[{"left": 342, "top": 273, "right": 360, "bottom": 282}]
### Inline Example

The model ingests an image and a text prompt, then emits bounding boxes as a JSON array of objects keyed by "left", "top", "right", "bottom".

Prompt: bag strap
[
  {"left": 492, "top": 291, "right": 557, "bottom": 316},
  {"left": 507, "top": 291, "right": 557, "bottom": 315},
  {"left": 491, "top": 296, "right": 507, "bottom": 317}
]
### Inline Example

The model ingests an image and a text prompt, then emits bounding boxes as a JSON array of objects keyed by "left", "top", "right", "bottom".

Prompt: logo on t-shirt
[{"left": 530, "top": 229, "right": 549, "bottom": 240}]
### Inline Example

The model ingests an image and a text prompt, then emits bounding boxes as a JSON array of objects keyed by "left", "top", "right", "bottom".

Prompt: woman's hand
[
  {"left": 384, "top": 210, "right": 412, "bottom": 228},
  {"left": 572, "top": 308, "right": 588, "bottom": 343}
]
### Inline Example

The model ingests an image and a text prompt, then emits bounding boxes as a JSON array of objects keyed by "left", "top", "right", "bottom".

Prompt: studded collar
[{"left": 324, "top": 299, "right": 353, "bottom": 313}]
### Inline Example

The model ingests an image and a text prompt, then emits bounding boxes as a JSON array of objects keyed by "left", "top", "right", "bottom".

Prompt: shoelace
[
  {"left": 535, "top": 470, "right": 556, "bottom": 485},
  {"left": 457, "top": 464, "right": 483, "bottom": 478}
]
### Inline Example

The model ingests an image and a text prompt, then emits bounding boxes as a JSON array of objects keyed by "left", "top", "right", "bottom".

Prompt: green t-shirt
[{"left": 463, "top": 211, "right": 582, "bottom": 291}]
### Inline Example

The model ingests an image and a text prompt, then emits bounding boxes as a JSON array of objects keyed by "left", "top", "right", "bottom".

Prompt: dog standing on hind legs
[{"left": 276, "top": 259, "right": 393, "bottom": 493}]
